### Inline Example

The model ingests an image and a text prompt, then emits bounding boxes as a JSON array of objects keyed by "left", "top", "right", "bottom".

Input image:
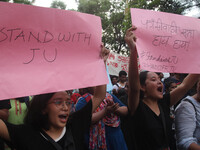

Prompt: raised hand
[
  {"left": 100, "top": 43, "right": 110, "bottom": 64},
  {"left": 125, "top": 27, "right": 137, "bottom": 50}
]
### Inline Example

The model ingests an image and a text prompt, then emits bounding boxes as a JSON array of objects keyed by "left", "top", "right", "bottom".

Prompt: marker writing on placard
[
  {"left": 140, "top": 51, "right": 179, "bottom": 64},
  {"left": 142, "top": 62, "right": 176, "bottom": 72},
  {"left": 141, "top": 18, "right": 195, "bottom": 39},
  {"left": 0, "top": 27, "right": 92, "bottom": 64},
  {"left": 152, "top": 35, "right": 191, "bottom": 51},
  {"left": 23, "top": 48, "right": 57, "bottom": 64},
  {"left": 58, "top": 32, "right": 91, "bottom": 45},
  {"left": 173, "top": 40, "right": 190, "bottom": 51},
  {"left": 0, "top": 27, "right": 92, "bottom": 45},
  {"left": 152, "top": 35, "right": 172, "bottom": 47}
]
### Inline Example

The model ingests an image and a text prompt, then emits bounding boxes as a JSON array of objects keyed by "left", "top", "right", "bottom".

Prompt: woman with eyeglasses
[{"left": 0, "top": 45, "right": 110, "bottom": 150}]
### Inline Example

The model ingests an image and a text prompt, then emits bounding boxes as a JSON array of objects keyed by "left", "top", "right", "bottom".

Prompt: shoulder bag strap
[
  {"left": 184, "top": 99, "right": 197, "bottom": 115},
  {"left": 115, "top": 83, "right": 119, "bottom": 87}
]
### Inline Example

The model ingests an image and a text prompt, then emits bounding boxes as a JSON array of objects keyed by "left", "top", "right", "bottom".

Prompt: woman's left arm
[{"left": 170, "top": 74, "right": 200, "bottom": 106}]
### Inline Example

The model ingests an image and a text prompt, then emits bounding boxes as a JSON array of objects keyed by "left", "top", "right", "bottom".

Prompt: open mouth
[
  {"left": 157, "top": 86, "right": 163, "bottom": 93},
  {"left": 59, "top": 114, "right": 67, "bottom": 118},
  {"left": 59, "top": 114, "right": 68, "bottom": 122}
]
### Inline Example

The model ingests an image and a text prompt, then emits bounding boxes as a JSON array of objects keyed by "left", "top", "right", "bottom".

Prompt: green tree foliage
[
  {"left": 0, "top": 0, "right": 35, "bottom": 4},
  {"left": 13, "top": 0, "right": 35, "bottom": 5},
  {"left": 77, "top": 0, "right": 129, "bottom": 55},
  {"left": 128, "top": 0, "right": 200, "bottom": 15},
  {"left": 78, "top": 0, "right": 200, "bottom": 55},
  {"left": 78, "top": 0, "right": 111, "bottom": 29},
  {"left": 0, "top": 0, "right": 10, "bottom": 2},
  {"left": 103, "top": 0, "right": 128, "bottom": 54},
  {"left": 50, "top": 0, "right": 66, "bottom": 10}
]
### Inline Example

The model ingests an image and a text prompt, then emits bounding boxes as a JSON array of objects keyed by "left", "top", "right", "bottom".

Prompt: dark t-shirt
[
  {"left": 5, "top": 100, "right": 92, "bottom": 150},
  {"left": 0, "top": 138, "right": 5, "bottom": 150},
  {"left": 126, "top": 93, "right": 171, "bottom": 150}
]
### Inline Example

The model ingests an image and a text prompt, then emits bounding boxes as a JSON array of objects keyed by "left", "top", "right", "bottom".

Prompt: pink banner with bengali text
[
  {"left": 131, "top": 8, "right": 200, "bottom": 73},
  {"left": 0, "top": 2, "right": 108, "bottom": 100}
]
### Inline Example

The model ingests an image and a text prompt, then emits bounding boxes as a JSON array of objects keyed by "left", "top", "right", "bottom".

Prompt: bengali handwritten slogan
[{"left": 131, "top": 8, "right": 200, "bottom": 73}]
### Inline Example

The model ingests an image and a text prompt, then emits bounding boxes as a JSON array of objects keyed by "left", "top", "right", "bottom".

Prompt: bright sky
[
  {"left": 185, "top": 6, "right": 200, "bottom": 18},
  {"left": 34, "top": 0, "right": 200, "bottom": 18},
  {"left": 34, "top": 0, "right": 78, "bottom": 10}
]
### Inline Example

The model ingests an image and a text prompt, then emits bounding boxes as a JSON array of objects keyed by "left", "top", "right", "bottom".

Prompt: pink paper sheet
[
  {"left": 131, "top": 8, "right": 200, "bottom": 73},
  {"left": 0, "top": 2, "right": 108, "bottom": 100}
]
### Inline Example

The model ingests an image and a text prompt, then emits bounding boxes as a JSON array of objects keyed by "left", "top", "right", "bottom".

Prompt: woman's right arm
[
  {"left": 91, "top": 108, "right": 107, "bottom": 124},
  {"left": 0, "top": 119, "right": 10, "bottom": 141},
  {"left": 92, "top": 45, "right": 110, "bottom": 112},
  {"left": 92, "top": 102, "right": 119, "bottom": 124},
  {"left": 125, "top": 27, "right": 140, "bottom": 115},
  {"left": 170, "top": 74, "right": 200, "bottom": 106}
]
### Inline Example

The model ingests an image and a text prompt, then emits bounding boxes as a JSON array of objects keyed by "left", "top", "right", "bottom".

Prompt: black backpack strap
[{"left": 40, "top": 130, "right": 63, "bottom": 150}]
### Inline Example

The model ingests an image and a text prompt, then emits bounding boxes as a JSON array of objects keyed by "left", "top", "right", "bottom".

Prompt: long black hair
[
  {"left": 139, "top": 71, "right": 149, "bottom": 100},
  {"left": 24, "top": 92, "right": 55, "bottom": 130}
]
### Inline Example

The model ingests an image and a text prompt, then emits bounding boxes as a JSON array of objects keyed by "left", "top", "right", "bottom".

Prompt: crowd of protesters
[{"left": 1, "top": 25, "right": 200, "bottom": 150}]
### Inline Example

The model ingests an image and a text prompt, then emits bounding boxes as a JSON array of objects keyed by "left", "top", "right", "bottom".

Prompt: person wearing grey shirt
[{"left": 175, "top": 79, "right": 200, "bottom": 150}]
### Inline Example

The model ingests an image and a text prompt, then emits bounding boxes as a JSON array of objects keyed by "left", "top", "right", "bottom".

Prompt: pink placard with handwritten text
[
  {"left": 131, "top": 8, "right": 200, "bottom": 73},
  {"left": 0, "top": 2, "right": 108, "bottom": 100}
]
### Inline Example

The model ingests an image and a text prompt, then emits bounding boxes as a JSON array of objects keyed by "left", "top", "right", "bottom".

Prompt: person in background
[
  {"left": 164, "top": 73, "right": 182, "bottom": 87},
  {"left": 164, "top": 81, "right": 177, "bottom": 94},
  {"left": 71, "top": 93, "right": 81, "bottom": 105},
  {"left": 112, "top": 70, "right": 127, "bottom": 97},
  {"left": 171, "top": 73, "right": 182, "bottom": 85},
  {"left": 117, "top": 81, "right": 132, "bottom": 148},
  {"left": 124, "top": 26, "right": 200, "bottom": 150},
  {"left": 175, "top": 78, "right": 200, "bottom": 150},
  {"left": 156, "top": 72, "right": 164, "bottom": 81},
  {"left": 164, "top": 80, "right": 178, "bottom": 150},
  {"left": 8, "top": 96, "right": 31, "bottom": 125},
  {"left": 76, "top": 88, "right": 128, "bottom": 150},
  {"left": 118, "top": 82, "right": 129, "bottom": 106},
  {"left": 70, "top": 92, "right": 81, "bottom": 113},
  {"left": 111, "top": 75, "right": 118, "bottom": 86},
  {"left": 0, "top": 100, "right": 11, "bottom": 150}
]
